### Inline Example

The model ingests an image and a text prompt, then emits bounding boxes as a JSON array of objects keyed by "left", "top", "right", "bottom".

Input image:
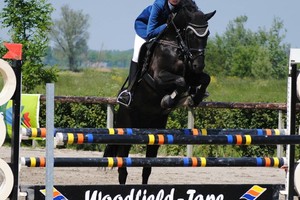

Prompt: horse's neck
[
  {"left": 160, "top": 29, "right": 180, "bottom": 45},
  {"left": 164, "top": 35, "right": 177, "bottom": 42}
]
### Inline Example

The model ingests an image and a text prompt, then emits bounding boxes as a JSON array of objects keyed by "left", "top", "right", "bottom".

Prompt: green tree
[
  {"left": 0, "top": 0, "right": 58, "bottom": 92},
  {"left": 206, "top": 36, "right": 228, "bottom": 76},
  {"left": 206, "top": 16, "right": 255, "bottom": 77},
  {"left": 255, "top": 17, "right": 289, "bottom": 79},
  {"left": 250, "top": 46, "right": 273, "bottom": 78},
  {"left": 221, "top": 16, "right": 255, "bottom": 77},
  {"left": 0, "top": 43, "right": 6, "bottom": 57},
  {"left": 51, "top": 5, "right": 90, "bottom": 72},
  {"left": 206, "top": 15, "right": 289, "bottom": 79}
]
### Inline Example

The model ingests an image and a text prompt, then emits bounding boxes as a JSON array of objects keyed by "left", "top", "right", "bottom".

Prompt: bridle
[
  {"left": 158, "top": 14, "right": 210, "bottom": 66},
  {"left": 185, "top": 23, "right": 209, "bottom": 61}
]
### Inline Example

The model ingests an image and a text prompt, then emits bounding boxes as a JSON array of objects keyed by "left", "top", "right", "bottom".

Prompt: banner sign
[
  {"left": 0, "top": 94, "right": 40, "bottom": 138},
  {"left": 21, "top": 184, "right": 284, "bottom": 200}
]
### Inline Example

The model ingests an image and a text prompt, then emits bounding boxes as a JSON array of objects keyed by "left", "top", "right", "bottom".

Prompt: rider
[
  {"left": 117, "top": 0, "right": 183, "bottom": 107},
  {"left": 117, "top": 0, "right": 209, "bottom": 107}
]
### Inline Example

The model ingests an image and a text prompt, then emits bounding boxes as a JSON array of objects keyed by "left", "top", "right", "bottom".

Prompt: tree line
[
  {"left": 0, "top": 0, "right": 290, "bottom": 93},
  {"left": 206, "top": 16, "right": 289, "bottom": 79},
  {"left": 44, "top": 48, "right": 133, "bottom": 69}
]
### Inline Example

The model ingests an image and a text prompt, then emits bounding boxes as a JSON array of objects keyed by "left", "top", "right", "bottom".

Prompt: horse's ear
[{"left": 204, "top": 10, "right": 216, "bottom": 21}]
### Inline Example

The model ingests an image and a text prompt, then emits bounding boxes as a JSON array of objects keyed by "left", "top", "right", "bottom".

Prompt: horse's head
[
  {"left": 166, "top": 8, "right": 216, "bottom": 74},
  {"left": 185, "top": 10, "right": 216, "bottom": 73}
]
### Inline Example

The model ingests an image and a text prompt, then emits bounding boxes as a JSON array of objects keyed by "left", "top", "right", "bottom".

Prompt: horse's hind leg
[
  {"left": 142, "top": 145, "right": 159, "bottom": 184},
  {"left": 117, "top": 145, "right": 131, "bottom": 184},
  {"left": 103, "top": 144, "right": 118, "bottom": 157}
]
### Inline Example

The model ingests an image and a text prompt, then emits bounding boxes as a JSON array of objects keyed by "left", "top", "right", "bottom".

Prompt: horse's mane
[
  {"left": 180, "top": 0, "right": 198, "bottom": 12},
  {"left": 170, "top": 0, "right": 199, "bottom": 29}
]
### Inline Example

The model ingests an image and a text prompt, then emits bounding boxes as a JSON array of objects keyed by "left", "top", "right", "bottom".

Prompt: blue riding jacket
[{"left": 135, "top": 0, "right": 175, "bottom": 40}]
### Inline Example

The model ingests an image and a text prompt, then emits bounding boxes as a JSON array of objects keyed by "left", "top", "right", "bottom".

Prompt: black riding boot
[
  {"left": 128, "top": 61, "right": 139, "bottom": 85},
  {"left": 117, "top": 61, "right": 139, "bottom": 107}
]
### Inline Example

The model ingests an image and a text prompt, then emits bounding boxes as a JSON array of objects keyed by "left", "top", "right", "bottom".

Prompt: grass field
[{"left": 32, "top": 68, "right": 287, "bottom": 103}]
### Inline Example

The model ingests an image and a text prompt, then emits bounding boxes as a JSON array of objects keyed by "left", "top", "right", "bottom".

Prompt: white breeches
[{"left": 132, "top": 34, "right": 146, "bottom": 63}]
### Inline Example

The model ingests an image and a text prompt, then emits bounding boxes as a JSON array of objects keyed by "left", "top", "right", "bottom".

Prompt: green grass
[
  {"left": 206, "top": 76, "right": 287, "bottom": 103},
  {"left": 4, "top": 68, "right": 287, "bottom": 103},
  {"left": 33, "top": 68, "right": 129, "bottom": 97}
]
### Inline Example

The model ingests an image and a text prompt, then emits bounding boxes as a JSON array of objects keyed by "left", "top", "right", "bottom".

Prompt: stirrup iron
[{"left": 117, "top": 89, "right": 132, "bottom": 107}]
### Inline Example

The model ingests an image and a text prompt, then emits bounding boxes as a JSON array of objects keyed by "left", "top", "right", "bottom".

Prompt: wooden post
[
  {"left": 187, "top": 108, "right": 194, "bottom": 156},
  {"left": 107, "top": 104, "right": 114, "bottom": 128},
  {"left": 277, "top": 110, "right": 284, "bottom": 157}
]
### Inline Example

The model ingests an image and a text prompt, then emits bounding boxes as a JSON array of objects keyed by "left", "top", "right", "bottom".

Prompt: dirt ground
[{"left": 0, "top": 146, "right": 291, "bottom": 199}]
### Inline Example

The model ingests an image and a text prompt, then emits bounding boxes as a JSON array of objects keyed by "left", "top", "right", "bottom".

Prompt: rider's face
[{"left": 168, "top": 0, "right": 181, "bottom": 6}]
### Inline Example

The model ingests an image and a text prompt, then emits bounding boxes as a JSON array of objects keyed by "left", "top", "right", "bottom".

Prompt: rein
[{"left": 171, "top": 19, "right": 193, "bottom": 62}]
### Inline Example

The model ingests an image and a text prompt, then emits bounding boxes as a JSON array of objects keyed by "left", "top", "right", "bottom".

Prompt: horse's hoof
[
  {"left": 192, "top": 91, "right": 209, "bottom": 106},
  {"left": 161, "top": 95, "right": 176, "bottom": 109},
  {"left": 203, "top": 91, "right": 210, "bottom": 99}
]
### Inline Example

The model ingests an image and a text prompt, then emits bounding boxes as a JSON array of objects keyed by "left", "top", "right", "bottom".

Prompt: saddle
[{"left": 138, "top": 40, "right": 156, "bottom": 76}]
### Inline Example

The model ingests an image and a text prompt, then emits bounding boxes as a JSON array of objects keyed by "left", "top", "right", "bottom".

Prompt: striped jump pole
[
  {"left": 21, "top": 157, "right": 286, "bottom": 168},
  {"left": 55, "top": 132, "right": 300, "bottom": 146},
  {"left": 22, "top": 127, "right": 287, "bottom": 138}
]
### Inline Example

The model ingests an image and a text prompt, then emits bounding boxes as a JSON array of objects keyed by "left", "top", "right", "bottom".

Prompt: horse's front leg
[
  {"left": 188, "top": 72, "right": 211, "bottom": 106},
  {"left": 155, "top": 70, "right": 188, "bottom": 109},
  {"left": 117, "top": 145, "right": 131, "bottom": 184},
  {"left": 142, "top": 145, "right": 160, "bottom": 184}
]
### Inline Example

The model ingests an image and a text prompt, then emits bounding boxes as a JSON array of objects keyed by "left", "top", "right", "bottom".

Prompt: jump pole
[
  {"left": 22, "top": 127, "right": 287, "bottom": 137},
  {"left": 21, "top": 156, "right": 287, "bottom": 168},
  {"left": 55, "top": 132, "right": 300, "bottom": 145}
]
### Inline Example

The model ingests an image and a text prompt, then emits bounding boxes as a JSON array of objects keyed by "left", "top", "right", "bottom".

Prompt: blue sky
[{"left": 1, "top": 1, "right": 300, "bottom": 50}]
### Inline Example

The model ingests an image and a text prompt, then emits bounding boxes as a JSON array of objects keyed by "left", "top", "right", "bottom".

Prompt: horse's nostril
[
  {"left": 193, "top": 64, "right": 204, "bottom": 72},
  {"left": 193, "top": 64, "right": 202, "bottom": 68}
]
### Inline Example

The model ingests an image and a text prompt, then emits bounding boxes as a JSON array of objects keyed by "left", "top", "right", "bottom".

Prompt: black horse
[{"left": 104, "top": 3, "right": 216, "bottom": 184}]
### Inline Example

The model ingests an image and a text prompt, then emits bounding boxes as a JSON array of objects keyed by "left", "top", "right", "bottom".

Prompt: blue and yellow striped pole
[
  {"left": 21, "top": 157, "right": 286, "bottom": 168},
  {"left": 22, "top": 128, "right": 286, "bottom": 138},
  {"left": 55, "top": 132, "right": 300, "bottom": 145}
]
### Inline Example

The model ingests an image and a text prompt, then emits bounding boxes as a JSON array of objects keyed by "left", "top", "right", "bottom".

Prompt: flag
[
  {"left": 40, "top": 187, "right": 68, "bottom": 200},
  {"left": 240, "top": 185, "right": 266, "bottom": 200},
  {"left": 2, "top": 43, "right": 22, "bottom": 60}
]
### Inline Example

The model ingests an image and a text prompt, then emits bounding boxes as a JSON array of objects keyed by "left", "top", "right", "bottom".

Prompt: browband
[{"left": 186, "top": 24, "right": 209, "bottom": 37}]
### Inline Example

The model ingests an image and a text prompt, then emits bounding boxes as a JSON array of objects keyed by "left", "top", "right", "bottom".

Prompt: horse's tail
[{"left": 103, "top": 144, "right": 119, "bottom": 157}]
